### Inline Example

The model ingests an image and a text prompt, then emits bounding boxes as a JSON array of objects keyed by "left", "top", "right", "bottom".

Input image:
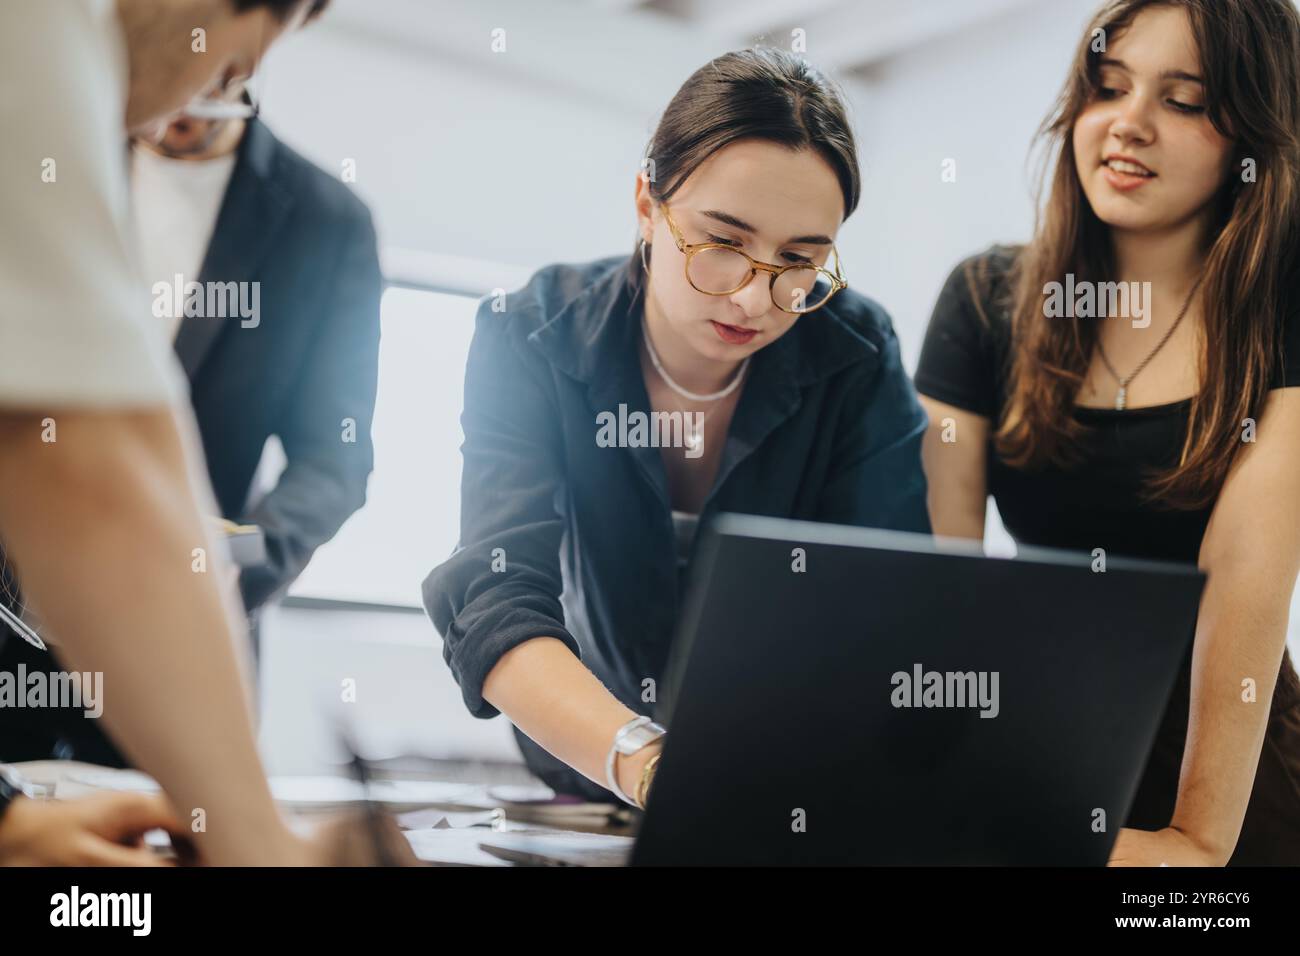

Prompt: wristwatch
[{"left": 605, "top": 716, "right": 667, "bottom": 808}]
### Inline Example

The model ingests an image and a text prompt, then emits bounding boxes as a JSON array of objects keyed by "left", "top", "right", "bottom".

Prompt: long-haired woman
[{"left": 917, "top": 0, "right": 1300, "bottom": 864}]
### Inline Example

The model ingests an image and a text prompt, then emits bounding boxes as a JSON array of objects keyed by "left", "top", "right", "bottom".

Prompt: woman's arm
[
  {"left": 423, "top": 298, "right": 660, "bottom": 803},
  {"left": 1110, "top": 387, "right": 1300, "bottom": 866},
  {"left": 482, "top": 638, "right": 659, "bottom": 799},
  {"left": 918, "top": 396, "right": 989, "bottom": 541}
]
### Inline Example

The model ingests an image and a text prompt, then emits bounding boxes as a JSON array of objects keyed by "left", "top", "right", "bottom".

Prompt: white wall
[
  {"left": 257, "top": 0, "right": 731, "bottom": 280},
  {"left": 258, "top": 604, "right": 521, "bottom": 775},
  {"left": 843, "top": 0, "right": 1099, "bottom": 361}
]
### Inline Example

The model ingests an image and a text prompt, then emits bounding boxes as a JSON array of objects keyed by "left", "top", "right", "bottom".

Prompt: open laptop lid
[{"left": 635, "top": 513, "right": 1204, "bottom": 865}]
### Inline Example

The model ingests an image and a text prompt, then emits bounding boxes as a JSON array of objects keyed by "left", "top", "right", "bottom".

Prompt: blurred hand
[
  {"left": 0, "top": 792, "right": 181, "bottom": 867},
  {"left": 298, "top": 811, "right": 423, "bottom": 867}
]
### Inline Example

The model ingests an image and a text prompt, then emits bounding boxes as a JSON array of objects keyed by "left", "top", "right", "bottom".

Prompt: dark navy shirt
[{"left": 423, "top": 255, "right": 931, "bottom": 797}]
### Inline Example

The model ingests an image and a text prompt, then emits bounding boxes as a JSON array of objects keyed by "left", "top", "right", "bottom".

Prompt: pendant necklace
[
  {"left": 1095, "top": 275, "right": 1203, "bottom": 410},
  {"left": 642, "top": 321, "right": 749, "bottom": 453}
]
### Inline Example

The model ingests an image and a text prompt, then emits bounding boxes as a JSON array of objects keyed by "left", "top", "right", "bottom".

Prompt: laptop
[{"left": 483, "top": 513, "right": 1204, "bottom": 866}]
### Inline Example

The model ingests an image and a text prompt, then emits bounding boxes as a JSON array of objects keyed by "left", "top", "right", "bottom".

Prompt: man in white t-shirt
[{"left": 0, "top": 0, "right": 402, "bottom": 866}]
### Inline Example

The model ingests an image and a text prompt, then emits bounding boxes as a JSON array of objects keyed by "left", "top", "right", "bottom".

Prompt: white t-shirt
[
  {"left": 0, "top": 0, "right": 185, "bottom": 407},
  {"left": 131, "top": 145, "right": 238, "bottom": 341}
]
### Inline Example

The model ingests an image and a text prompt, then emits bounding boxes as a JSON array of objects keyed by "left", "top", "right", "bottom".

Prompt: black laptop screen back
[{"left": 632, "top": 516, "right": 1203, "bottom": 866}]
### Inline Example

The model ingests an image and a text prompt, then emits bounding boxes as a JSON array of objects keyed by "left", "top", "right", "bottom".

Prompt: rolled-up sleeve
[
  {"left": 818, "top": 320, "right": 932, "bottom": 534},
  {"left": 421, "top": 302, "right": 580, "bottom": 718}
]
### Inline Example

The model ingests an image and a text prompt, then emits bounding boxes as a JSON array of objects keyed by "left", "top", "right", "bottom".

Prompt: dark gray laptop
[
  {"left": 625, "top": 513, "right": 1204, "bottom": 866},
  {"left": 478, "top": 514, "right": 1203, "bottom": 866}
]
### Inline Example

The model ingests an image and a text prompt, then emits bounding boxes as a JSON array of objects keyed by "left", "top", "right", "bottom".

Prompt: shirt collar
[{"left": 528, "top": 256, "right": 886, "bottom": 514}]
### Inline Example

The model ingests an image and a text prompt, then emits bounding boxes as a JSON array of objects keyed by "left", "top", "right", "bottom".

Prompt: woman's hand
[
  {"left": 0, "top": 792, "right": 182, "bottom": 866},
  {"left": 1107, "top": 826, "right": 1226, "bottom": 867}
]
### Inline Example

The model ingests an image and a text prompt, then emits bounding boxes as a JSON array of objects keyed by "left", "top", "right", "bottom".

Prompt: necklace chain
[
  {"left": 1095, "top": 275, "right": 1203, "bottom": 410},
  {"left": 642, "top": 322, "right": 750, "bottom": 403}
]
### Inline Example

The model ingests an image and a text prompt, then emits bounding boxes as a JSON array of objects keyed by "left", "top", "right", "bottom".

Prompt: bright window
[{"left": 289, "top": 287, "right": 479, "bottom": 606}]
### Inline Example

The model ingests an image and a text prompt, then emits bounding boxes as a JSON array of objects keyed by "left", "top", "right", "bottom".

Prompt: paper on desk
[
  {"left": 476, "top": 830, "right": 635, "bottom": 867},
  {"left": 63, "top": 769, "right": 476, "bottom": 811},
  {"left": 404, "top": 828, "right": 513, "bottom": 867},
  {"left": 451, "top": 783, "right": 622, "bottom": 826},
  {"left": 395, "top": 807, "right": 506, "bottom": 830}
]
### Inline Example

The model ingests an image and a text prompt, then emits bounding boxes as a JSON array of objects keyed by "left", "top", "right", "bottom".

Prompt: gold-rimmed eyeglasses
[{"left": 658, "top": 201, "right": 846, "bottom": 315}]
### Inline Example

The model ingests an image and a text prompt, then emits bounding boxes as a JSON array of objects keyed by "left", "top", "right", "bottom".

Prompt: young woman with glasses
[
  {"left": 916, "top": 0, "right": 1300, "bottom": 865},
  {"left": 424, "top": 48, "right": 931, "bottom": 805}
]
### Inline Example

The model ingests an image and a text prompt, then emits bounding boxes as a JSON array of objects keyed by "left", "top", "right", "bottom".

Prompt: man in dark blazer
[
  {"left": 0, "top": 101, "right": 382, "bottom": 764},
  {"left": 143, "top": 112, "right": 383, "bottom": 615}
]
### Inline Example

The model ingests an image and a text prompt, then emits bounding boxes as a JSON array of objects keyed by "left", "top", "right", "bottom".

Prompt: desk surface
[{"left": 7, "top": 759, "right": 637, "bottom": 866}]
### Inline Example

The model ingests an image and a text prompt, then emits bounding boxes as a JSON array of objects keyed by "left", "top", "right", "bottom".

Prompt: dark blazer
[
  {"left": 423, "top": 256, "right": 931, "bottom": 798},
  {"left": 180, "top": 118, "right": 383, "bottom": 610}
]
